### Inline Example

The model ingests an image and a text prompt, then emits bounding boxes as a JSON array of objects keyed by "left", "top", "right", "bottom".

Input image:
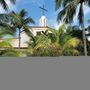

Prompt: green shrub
[
  {"left": 32, "top": 44, "right": 61, "bottom": 56},
  {"left": 0, "top": 48, "right": 26, "bottom": 57}
]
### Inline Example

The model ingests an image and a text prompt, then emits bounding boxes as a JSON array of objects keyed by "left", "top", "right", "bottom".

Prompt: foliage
[
  {"left": 48, "top": 24, "right": 81, "bottom": 56},
  {"left": 0, "top": 23, "right": 89, "bottom": 56},
  {"left": 55, "top": 0, "right": 90, "bottom": 56},
  {"left": 0, "top": 0, "right": 90, "bottom": 56},
  {"left": 27, "top": 24, "right": 81, "bottom": 56},
  {"left": 0, "top": 48, "right": 27, "bottom": 57},
  {"left": 28, "top": 33, "right": 61, "bottom": 56},
  {"left": 10, "top": 9, "right": 35, "bottom": 49},
  {"left": 0, "top": 0, "right": 16, "bottom": 10},
  {"left": 21, "top": 48, "right": 33, "bottom": 57},
  {"left": 55, "top": 0, "right": 90, "bottom": 24},
  {"left": 0, "top": 41, "right": 12, "bottom": 47},
  {"left": 32, "top": 43, "right": 61, "bottom": 56}
]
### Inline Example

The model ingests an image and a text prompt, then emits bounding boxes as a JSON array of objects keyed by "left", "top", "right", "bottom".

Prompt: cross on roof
[{"left": 39, "top": 4, "right": 48, "bottom": 16}]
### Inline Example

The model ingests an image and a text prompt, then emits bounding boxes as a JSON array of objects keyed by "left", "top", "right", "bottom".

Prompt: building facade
[{"left": 9, "top": 15, "right": 48, "bottom": 48}]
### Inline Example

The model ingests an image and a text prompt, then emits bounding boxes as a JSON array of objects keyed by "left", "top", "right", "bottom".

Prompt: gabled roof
[{"left": 30, "top": 26, "right": 49, "bottom": 28}]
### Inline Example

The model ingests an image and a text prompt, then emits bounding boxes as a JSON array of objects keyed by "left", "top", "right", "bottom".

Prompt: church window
[{"left": 37, "top": 32, "right": 42, "bottom": 35}]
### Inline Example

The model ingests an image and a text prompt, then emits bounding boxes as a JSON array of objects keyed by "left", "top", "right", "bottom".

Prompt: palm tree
[
  {"left": 55, "top": 0, "right": 90, "bottom": 56},
  {"left": 0, "top": 0, "right": 16, "bottom": 11},
  {"left": 28, "top": 24, "right": 81, "bottom": 56},
  {"left": 47, "top": 24, "right": 81, "bottom": 56},
  {"left": 10, "top": 9, "right": 35, "bottom": 50}
]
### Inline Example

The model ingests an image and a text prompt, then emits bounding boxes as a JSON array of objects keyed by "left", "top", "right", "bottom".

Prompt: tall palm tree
[
  {"left": 10, "top": 9, "right": 35, "bottom": 50},
  {"left": 0, "top": 0, "right": 16, "bottom": 11},
  {"left": 55, "top": 0, "right": 90, "bottom": 56}
]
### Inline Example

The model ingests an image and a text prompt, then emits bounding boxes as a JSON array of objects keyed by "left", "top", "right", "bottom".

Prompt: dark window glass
[{"left": 37, "top": 32, "right": 41, "bottom": 35}]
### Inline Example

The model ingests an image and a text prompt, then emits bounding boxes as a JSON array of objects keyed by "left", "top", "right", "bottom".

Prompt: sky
[{"left": 0, "top": 0, "right": 90, "bottom": 29}]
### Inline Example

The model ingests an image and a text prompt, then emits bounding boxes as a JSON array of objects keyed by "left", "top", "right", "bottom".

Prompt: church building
[
  {"left": 0, "top": 5, "right": 51, "bottom": 49},
  {"left": 10, "top": 15, "right": 48, "bottom": 48},
  {"left": 9, "top": 5, "right": 49, "bottom": 48}
]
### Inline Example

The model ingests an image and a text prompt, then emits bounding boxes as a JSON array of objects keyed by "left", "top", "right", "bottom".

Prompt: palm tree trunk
[
  {"left": 79, "top": 3, "right": 87, "bottom": 56},
  {"left": 81, "top": 24, "right": 87, "bottom": 56},
  {"left": 19, "top": 29, "right": 21, "bottom": 50}
]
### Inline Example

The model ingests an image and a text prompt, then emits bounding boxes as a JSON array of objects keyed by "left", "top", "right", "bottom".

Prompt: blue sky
[
  {"left": 0, "top": 0, "right": 90, "bottom": 29},
  {"left": 15, "top": 0, "right": 57, "bottom": 28}
]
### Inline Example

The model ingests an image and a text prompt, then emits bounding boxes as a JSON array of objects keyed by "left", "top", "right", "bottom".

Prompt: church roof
[{"left": 30, "top": 26, "right": 48, "bottom": 28}]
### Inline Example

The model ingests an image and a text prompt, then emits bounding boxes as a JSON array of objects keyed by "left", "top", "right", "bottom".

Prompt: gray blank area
[{"left": 0, "top": 57, "right": 90, "bottom": 90}]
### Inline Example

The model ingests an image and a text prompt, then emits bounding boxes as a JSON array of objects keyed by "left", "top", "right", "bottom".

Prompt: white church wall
[
  {"left": 16, "top": 27, "right": 48, "bottom": 48},
  {"left": 20, "top": 32, "right": 30, "bottom": 47},
  {"left": 10, "top": 32, "right": 30, "bottom": 48},
  {"left": 10, "top": 39, "right": 19, "bottom": 48}
]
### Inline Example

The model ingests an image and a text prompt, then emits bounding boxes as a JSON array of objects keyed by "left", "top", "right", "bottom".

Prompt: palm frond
[
  {"left": 0, "top": 0, "right": 8, "bottom": 10},
  {"left": 19, "top": 9, "right": 27, "bottom": 18},
  {"left": 0, "top": 14, "right": 11, "bottom": 23},
  {"left": 10, "top": 10, "right": 35, "bottom": 28},
  {"left": 42, "top": 30, "right": 49, "bottom": 36},
  {"left": 57, "top": 1, "right": 77, "bottom": 23},
  {"left": 58, "top": 23, "right": 66, "bottom": 34},
  {"left": 0, "top": 26, "right": 16, "bottom": 37},
  {"left": 23, "top": 25, "right": 34, "bottom": 37},
  {"left": 10, "top": 11, "right": 22, "bottom": 24},
  {"left": 64, "top": 37, "right": 81, "bottom": 48},
  {"left": 24, "top": 17, "right": 35, "bottom": 25},
  {"left": 63, "top": 0, "right": 73, "bottom": 7},
  {"left": 0, "top": 41, "right": 12, "bottom": 47},
  {"left": 55, "top": 0, "right": 62, "bottom": 10}
]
